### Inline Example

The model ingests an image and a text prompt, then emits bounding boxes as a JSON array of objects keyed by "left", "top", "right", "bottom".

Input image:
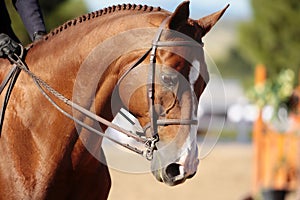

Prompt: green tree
[
  {"left": 239, "top": 0, "right": 300, "bottom": 80},
  {"left": 41, "top": 0, "right": 88, "bottom": 34},
  {"left": 216, "top": 46, "right": 253, "bottom": 87}
]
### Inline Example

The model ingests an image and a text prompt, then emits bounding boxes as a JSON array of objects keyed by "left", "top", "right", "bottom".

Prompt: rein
[
  {"left": 0, "top": 45, "right": 25, "bottom": 134},
  {"left": 0, "top": 17, "right": 200, "bottom": 160},
  {"left": 2, "top": 54, "right": 155, "bottom": 159}
]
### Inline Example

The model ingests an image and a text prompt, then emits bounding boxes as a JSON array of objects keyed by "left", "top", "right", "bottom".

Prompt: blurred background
[{"left": 5, "top": 0, "right": 300, "bottom": 199}]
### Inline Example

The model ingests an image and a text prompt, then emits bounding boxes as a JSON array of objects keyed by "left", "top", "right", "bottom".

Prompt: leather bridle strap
[
  {"left": 143, "top": 119, "right": 198, "bottom": 133},
  {"left": 0, "top": 66, "right": 20, "bottom": 136},
  {"left": 0, "top": 45, "right": 25, "bottom": 136},
  {"left": 154, "top": 40, "right": 203, "bottom": 47},
  {"left": 116, "top": 48, "right": 152, "bottom": 86},
  {"left": 0, "top": 65, "right": 18, "bottom": 93},
  {"left": 146, "top": 17, "right": 168, "bottom": 139},
  {"left": 145, "top": 17, "right": 201, "bottom": 138},
  {"left": 3, "top": 54, "right": 155, "bottom": 158}
]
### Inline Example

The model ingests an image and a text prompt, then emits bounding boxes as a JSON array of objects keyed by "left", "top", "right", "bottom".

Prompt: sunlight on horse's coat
[{"left": 0, "top": 1, "right": 228, "bottom": 199}]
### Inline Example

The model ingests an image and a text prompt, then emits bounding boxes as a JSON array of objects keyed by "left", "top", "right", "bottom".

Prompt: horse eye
[{"left": 161, "top": 74, "right": 178, "bottom": 87}]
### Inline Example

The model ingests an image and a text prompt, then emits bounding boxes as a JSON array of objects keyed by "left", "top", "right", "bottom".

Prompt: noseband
[{"left": 1, "top": 17, "right": 201, "bottom": 160}]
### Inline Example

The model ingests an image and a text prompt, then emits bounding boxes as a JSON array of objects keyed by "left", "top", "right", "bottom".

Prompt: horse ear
[
  {"left": 168, "top": 1, "right": 190, "bottom": 30},
  {"left": 197, "top": 4, "right": 229, "bottom": 37}
]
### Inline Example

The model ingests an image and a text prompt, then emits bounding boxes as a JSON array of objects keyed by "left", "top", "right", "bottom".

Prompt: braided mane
[{"left": 43, "top": 4, "right": 161, "bottom": 41}]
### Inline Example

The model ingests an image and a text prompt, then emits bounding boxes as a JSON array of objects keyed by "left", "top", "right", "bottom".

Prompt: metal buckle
[
  {"left": 7, "top": 44, "right": 25, "bottom": 65},
  {"left": 143, "top": 134, "right": 159, "bottom": 160}
]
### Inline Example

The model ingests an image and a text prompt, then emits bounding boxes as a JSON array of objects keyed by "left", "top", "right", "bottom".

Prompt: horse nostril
[{"left": 165, "top": 163, "right": 182, "bottom": 179}]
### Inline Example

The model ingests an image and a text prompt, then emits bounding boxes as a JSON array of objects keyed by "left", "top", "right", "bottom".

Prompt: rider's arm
[{"left": 13, "top": 0, "right": 46, "bottom": 41}]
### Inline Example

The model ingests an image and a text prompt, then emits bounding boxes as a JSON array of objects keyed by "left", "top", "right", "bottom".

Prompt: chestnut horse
[{"left": 0, "top": 1, "right": 228, "bottom": 199}]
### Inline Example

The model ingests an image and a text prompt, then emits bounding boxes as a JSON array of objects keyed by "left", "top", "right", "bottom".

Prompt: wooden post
[
  {"left": 253, "top": 64, "right": 266, "bottom": 194},
  {"left": 255, "top": 64, "right": 267, "bottom": 85},
  {"left": 253, "top": 65, "right": 300, "bottom": 197}
]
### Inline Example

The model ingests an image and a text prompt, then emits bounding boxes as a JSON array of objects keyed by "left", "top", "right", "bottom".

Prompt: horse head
[
  {"left": 116, "top": 1, "right": 228, "bottom": 186},
  {"left": 0, "top": 1, "right": 230, "bottom": 198}
]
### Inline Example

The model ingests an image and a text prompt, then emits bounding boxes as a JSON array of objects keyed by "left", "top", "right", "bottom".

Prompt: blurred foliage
[
  {"left": 5, "top": 0, "right": 88, "bottom": 44},
  {"left": 247, "top": 69, "right": 295, "bottom": 112},
  {"left": 41, "top": 0, "right": 88, "bottom": 33},
  {"left": 239, "top": 0, "right": 300, "bottom": 80},
  {"left": 215, "top": 46, "right": 253, "bottom": 88},
  {"left": 39, "top": 0, "right": 64, "bottom": 12}
]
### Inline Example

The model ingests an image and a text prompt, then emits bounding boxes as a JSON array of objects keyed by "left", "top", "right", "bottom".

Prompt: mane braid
[{"left": 40, "top": 4, "right": 161, "bottom": 42}]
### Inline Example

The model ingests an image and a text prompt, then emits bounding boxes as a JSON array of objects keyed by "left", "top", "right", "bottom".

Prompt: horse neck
[
  {"left": 0, "top": 9, "right": 172, "bottom": 195},
  {"left": 0, "top": 59, "right": 13, "bottom": 82},
  {"left": 0, "top": 9, "right": 171, "bottom": 137},
  {"left": 24, "top": 8, "right": 169, "bottom": 119}
]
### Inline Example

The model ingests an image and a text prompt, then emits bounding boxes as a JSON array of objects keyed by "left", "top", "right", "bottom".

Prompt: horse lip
[
  {"left": 155, "top": 173, "right": 186, "bottom": 186},
  {"left": 152, "top": 165, "right": 187, "bottom": 186},
  {"left": 186, "top": 171, "right": 196, "bottom": 179},
  {"left": 164, "top": 176, "right": 187, "bottom": 186}
]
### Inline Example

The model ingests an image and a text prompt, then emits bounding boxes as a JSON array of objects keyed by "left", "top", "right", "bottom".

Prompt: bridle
[{"left": 0, "top": 17, "right": 201, "bottom": 160}]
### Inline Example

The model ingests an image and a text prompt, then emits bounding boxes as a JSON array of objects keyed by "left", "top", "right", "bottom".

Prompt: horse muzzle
[
  {"left": 151, "top": 143, "right": 199, "bottom": 186},
  {"left": 152, "top": 159, "right": 199, "bottom": 186}
]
